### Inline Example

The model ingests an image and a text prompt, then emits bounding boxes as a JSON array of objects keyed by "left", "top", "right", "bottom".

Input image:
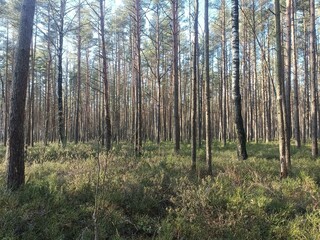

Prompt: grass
[{"left": 0, "top": 141, "right": 319, "bottom": 239}]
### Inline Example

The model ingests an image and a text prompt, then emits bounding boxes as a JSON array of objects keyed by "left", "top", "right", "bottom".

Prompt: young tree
[
  {"left": 232, "top": 0, "right": 247, "bottom": 160},
  {"left": 6, "top": 0, "right": 36, "bottom": 190}
]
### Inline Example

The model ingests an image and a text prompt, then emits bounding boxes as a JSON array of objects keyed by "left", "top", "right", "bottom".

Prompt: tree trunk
[
  {"left": 232, "top": 0, "right": 248, "bottom": 160},
  {"left": 310, "top": 0, "right": 318, "bottom": 157},
  {"left": 191, "top": 0, "right": 198, "bottom": 172},
  {"left": 75, "top": 1, "right": 81, "bottom": 144},
  {"left": 6, "top": 0, "right": 36, "bottom": 190},
  {"left": 205, "top": 0, "right": 212, "bottom": 174},
  {"left": 57, "top": 0, "right": 66, "bottom": 147},
  {"left": 173, "top": 0, "right": 180, "bottom": 153},
  {"left": 99, "top": 0, "right": 111, "bottom": 151},
  {"left": 292, "top": 0, "right": 300, "bottom": 148},
  {"left": 134, "top": 0, "right": 142, "bottom": 155},
  {"left": 274, "top": 0, "right": 288, "bottom": 179},
  {"left": 285, "top": 0, "right": 292, "bottom": 141}
]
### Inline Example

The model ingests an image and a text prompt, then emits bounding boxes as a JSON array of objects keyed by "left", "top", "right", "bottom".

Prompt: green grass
[{"left": 0, "top": 141, "right": 319, "bottom": 239}]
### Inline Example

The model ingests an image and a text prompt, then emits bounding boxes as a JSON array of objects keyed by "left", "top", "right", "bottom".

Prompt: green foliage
[{"left": 0, "top": 142, "right": 320, "bottom": 239}]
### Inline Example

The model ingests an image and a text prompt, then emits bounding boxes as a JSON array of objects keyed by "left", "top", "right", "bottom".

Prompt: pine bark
[
  {"left": 292, "top": 0, "right": 300, "bottom": 148},
  {"left": 6, "top": 0, "right": 36, "bottom": 190},
  {"left": 205, "top": 0, "right": 212, "bottom": 174},
  {"left": 134, "top": 0, "right": 142, "bottom": 155},
  {"left": 191, "top": 0, "right": 198, "bottom": 172},
  {"left": 57, "top": 0, "right": 66, "bottom": 147},
  {"left": 99, "top": 0, "right": 112, "bottom": 151},
  {"left": 172, "top": 0, "right": 180, "bottom": 152},
  {"left": 310, "top": 0, "right": 318, "bottom": 157}
]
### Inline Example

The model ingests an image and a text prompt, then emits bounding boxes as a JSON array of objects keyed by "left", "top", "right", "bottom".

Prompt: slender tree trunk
[
  {"left": 75, "top": 2, "right": 81, "bottom": 144},
  {"left": 191, "top": 0, "right": 198, "bottom": 172},
  {"left": 57, "top": 0, "right": 66, "bottom": 147},
  {"left": 285, "top": 0, "right": 292, "bottom": 141},
  {"left": 303, "top": 10, "right": 309, "bottom": 144},
  {"left": 292, "top": 0, "right": 300, "bottom": 148},
  {"left": 99, "top": 0, "right": 111, "bottom": 151},
  {"left": 155, "top": 4, "right": 161, "bottom": 145},
  {"left": 6, "top": 0, "right": 36, "bottom": 190},
  {"left": 172, "top": 0, "right": 180, "bottom": 152},
  {"left": 232, "top": 0, "right": 248, "bottom": 160},
  {"left": 85, "top": 49, "right": 90, "bottom": 141},
  {"left": 222, "top": 1, "right": 227, "bottom": 146},
  {"left": 310, "top": 0, "right": 318, "bottom": 157},
  {"left": 275, "top": 0, "right": 288, "bottom": 179},
  {"left": 134, "top": 0, "right": 142, "bottom": 155},
  {"left": 205, "top": 0, "right": 212, "bottom": 174},
  {"left": 4, "top": 20, "right": 10, "bottom": 146},
  {"left": 252, "top": 2, "right": 258, "bottom": 143},
  {"left": 27, "top": 33, "right": 36, "bottom": 147}
]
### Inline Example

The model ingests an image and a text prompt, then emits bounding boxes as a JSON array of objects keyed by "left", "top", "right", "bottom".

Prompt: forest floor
[{"left": 0, "top": 141, "right": 320, "bottom": 239}]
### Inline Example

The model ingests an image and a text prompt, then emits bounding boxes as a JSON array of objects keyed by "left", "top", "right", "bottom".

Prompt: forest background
[{"left": 1, "top": 0, "right": 320, "bottom": 239}]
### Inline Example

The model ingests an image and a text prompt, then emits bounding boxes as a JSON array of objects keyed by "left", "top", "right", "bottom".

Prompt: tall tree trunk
[
  {"left": 172, "top": 0, "right": 180, "bottom": 152},
  {"left": 4, "top": 20, "right": 10, "bottom": 146},
  {"left": 232, "top": 0, "right": 248, "bottom": 160},
  {"left": 99, "top": 0, "right": 111, "bottom": 151},
  {"left": 275, "top": 0, "right": 288, "bottom": 179},
  {"left": 26, "top": 32, "right": 36, "bottom": 147},
  {"left": 285, "top": 0, "right": 292, "bottom": 141},
  {"left": 252, "top": 2, "right": 258, "bottom": 143},
  {"left": 6, "top": 0, "right": 36, "bottom": 190},
  {"left": 222, "top": 0, "right": 227, "bottom": 146},
  {"left": 57, "top": 0, "right": 66, "bottom": 147},
  {"left": 134, "top": 0, "right": 142, "bottom": 155},
  {"left": 85, "top": 49, "right": 90, "bottom": 141},
  {"left": 310, "top": 0, "right": 318, "bottom": 157},
  {"left": 205, "top": 0, "right": 212, "bottom": 174},
  {"left": 75, "top": 1, "right": 81, "bottom": 144},
  {"left": 302, "top": 10, "right": 309, "bottom": 144},
  {"left": 44, "top": 5, "right": 52, "bottom": 145},
  {"left": 292, "top": 0, "right": 300, "bottom": 148},
  {"left": 155, "top": 4, "right": 161, "bottom": 145},
  {"left": 191, "top": 0, "right": 198, "bottom": 172}
]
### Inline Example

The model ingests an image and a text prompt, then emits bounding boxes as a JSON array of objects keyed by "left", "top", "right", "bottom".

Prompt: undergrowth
[{"left": 0, "top": 141, "right": 319, "bottom": 239}]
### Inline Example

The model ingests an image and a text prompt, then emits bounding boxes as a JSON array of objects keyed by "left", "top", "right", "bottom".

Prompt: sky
[{"left": 114, "top": 0, "right": 123, "bottom": 7}]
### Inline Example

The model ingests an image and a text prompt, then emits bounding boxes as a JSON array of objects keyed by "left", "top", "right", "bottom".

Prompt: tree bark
[
  {"left": 205, "top": 0, "right": 212, "bottom": 174},
  {"left": 99, "top": 0, "right": 112, "bottom": 151},
  {"left": 6, "top": 0, "right": 36, "bottom": 190},
  {"left": 291, "top": 0, "right": 300, "bottom": 148},
  {"left": 232, "top": 0, "right": 248, "bottom": 160},
  {"left": 285, "top": 0, "right": 292, "bottom": 141},
  {"left": 134, "top": 0, "right": 142, "bottom": 155},
  {"left": 275, "top": 0, "right": 288, "bottom": 179},
  {"left": 172, "top": 0, "right": 180, "bottom": 152},
  {"left": 57, "top": 0, "right": 66, "bottom": 147},
  {"left": 191, "top": 0, "right": 198, "bottom": 172},
  {"left": 75, "top": 1, "right": 81, "bottom": 144},
  {"left": 310, "top": 0, "right": 318, "bottom": 157}
]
